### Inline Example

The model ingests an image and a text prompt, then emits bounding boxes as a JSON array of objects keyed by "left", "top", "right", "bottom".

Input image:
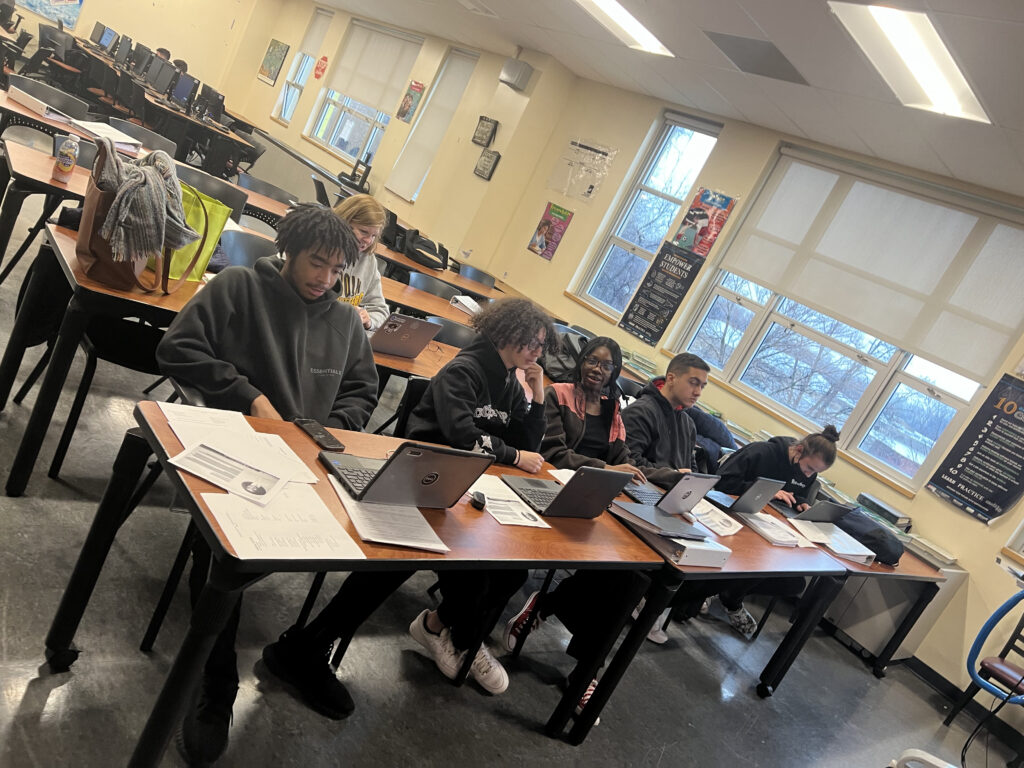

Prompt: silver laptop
[
  {"left": 319, "top": 442, "right": 493, "bottom": 508},
  {"left": 623, "top": 472, "right": 720, "bottom": 519},
  {"left": 777, "top": 499, "right": 853, "bottom": 522},
  {"left": 706, "top": 477, "right": 786, "bottom": 515},
  {"left": 369, "top": 313, "right": 440, "bottom": 358},
  {"left": 501, "top": 467, "right": 631, "bottom": 518}
]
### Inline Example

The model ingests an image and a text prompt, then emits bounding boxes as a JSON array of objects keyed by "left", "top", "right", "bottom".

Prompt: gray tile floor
[{"left": 0, "top": 193, "right": 1013, "bottom": 767}]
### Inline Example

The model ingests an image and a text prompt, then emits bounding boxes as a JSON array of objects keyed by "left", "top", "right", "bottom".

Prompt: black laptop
[
  {"left": 501, "top": 467, "right": 631, "bottom": 518},
  {"left": 706, "top": 477, "right": 786, "bottom": 515},
  {"left": 320, "top": 442, "right": 492, "bottom": 508},
  {"left": 774, "top": 499, "right": 853, "bottom": 522}
]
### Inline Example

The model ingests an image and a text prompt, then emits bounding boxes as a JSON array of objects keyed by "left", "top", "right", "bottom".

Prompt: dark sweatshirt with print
[
  {"left": 156, "top": 257, "right": 378, "bottom": 429},
  {"left": 406, "top": 335, "right": 544, "bottom": 465},
  {"left": 715, "top": 436, "right": 819, "bottom": 505},
  {"left": 621, "top": 377, "right": 697, "bottom": 489}
]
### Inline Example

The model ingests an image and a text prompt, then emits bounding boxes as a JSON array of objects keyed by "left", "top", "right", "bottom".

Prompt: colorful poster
[
  {"left": 397, "top": 81, "right": 424, "bottom": 123},
  {"left": 927, "top": 374, "right": 1024, "bottom": 524},
  {"left": 673, "top": 188, "right": 736, "bottom": 258},
  {"left": 16, "top": 0, "right": 83, "bottom": 28},
  {"left": 618, "top": 242, "right": 705, "bottom": 345},
  {"left": 257, "top": 39, "right": 290, "bottom": 86},
  {"left": 527, "top": 203, "right": 573, "bottom": 261}
]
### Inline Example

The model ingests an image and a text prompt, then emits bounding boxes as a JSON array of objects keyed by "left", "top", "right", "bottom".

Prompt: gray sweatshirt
[
  {"left": 337, "top": 252, "right": 389, "bottom": 332},
  {"left": 156, "top": 257, "right": 378, "bottom": 429}
]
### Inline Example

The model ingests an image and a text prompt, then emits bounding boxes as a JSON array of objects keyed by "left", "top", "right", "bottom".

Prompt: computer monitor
[
  {"left": 152, "top": 62, "right": 177, "bottom": 96},
  {"left": 114, "top": 35, "right": 131, "bottom": 65},
  {"left": 169, "top": 71, "right": 198, "bottom": 110},
  {"left": 89, "top": 22, "right": 106, "bottom": 45},
  {"left": 195, "top": 83, "right": 224, "bottom": 122},
  {"left": 131, "top": 44, "right": 152, "bottom": 76},
  {"left": 145, "top": 55, "right": 165, "bottom": 86},
  {"left": 99, "top": 27, "right": 117, "bottom": 52}
]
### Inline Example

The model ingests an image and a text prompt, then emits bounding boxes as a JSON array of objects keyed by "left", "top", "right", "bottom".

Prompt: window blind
[
  {"left": 385, "top": 50, "right": 477, "bottom": 201},
  {"left": 326, "top": 20, "right": 422, "bottom": 115},
  {"left": 719, "top": 151, "right": 1024, "bottom": 381},
  {"left": 299, "top": 8, "right": 333, "bottom": 55}
]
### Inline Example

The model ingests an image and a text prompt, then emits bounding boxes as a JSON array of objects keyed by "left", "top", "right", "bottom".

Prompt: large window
[
  {"left": 577, "top": 116, "right": 718, "bottom": 314},
  {"left": 307, "top": 20, "right": 421, "bottom": 163},
  {"left": 274, "top": 8, "right": 333, "bottom": 124},
  {"left": 678, "top": 149, "right": 1024, "bottom": 487}
]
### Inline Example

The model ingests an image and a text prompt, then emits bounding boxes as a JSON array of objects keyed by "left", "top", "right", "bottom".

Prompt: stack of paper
[
  {"left": 328, "top": 476, "right": 450, "bottom": 553},
  {"left": 788, "top": 519, "right": 875, "bottom": 564},
  {"left": 71, "top": 119, "right": 143, "bottom": 155},
  {"left": 736, "top": 511, "right": 800, "bottom": 547}
]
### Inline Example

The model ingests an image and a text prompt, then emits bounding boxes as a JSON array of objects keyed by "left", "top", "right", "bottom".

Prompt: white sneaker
[
  {"left": 409, "top": 609, "right": 464, "bottom": 679},
  {"left": 470, "top": 644, "right": 509, "bottom": 695},
  {"left": 645, "top": 607, "right": 671, "bottom": 644},
  {"left": 631, "top": 597, "right": 646, "bottom": 621}
]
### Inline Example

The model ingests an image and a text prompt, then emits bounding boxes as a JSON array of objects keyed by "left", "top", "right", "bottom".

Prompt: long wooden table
[
  {"left": 43, "top": 402, "right": 663, "bottom": 764},
  {"left": 376, "top": 244, "right": 506, "bottom": 301},
  {"left": 381, "top": 275, "right": 473, "bottom": 325}
]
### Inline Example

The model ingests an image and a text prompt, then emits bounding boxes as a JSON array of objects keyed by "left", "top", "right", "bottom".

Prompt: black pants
[
  {"left": 299, "top": 570, "right": 414, "bottom": 647},
  {"left": 671, "top": 576, "right": 806, "bottom": 616},
  {"left": 540, "top": 569, "right": 650, "bottom": 663},
  {"left": 436, "top": 569, "right": 527, "bottom": 650},
  {"left": 189, "top": 541, "right": 241, "bottom": 688}
]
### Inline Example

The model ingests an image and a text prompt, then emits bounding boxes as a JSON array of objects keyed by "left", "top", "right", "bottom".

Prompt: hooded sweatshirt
[
  {"left": 715, "top": 436, "right": 820, "bottom": 505},
  {"left": 406, "top": 335, "right": 545, "bottom": 465},
  {"left": 156, "top": 257, "right": 378, "bottom": 429},
  {"left": 336, "top": 251, "right": 390, "bottom": 332},
  {"left": 621, "top": 377, "right": 696, "bottom": 488},
  {"left": 540, "top": 382, "right": 629, "bottom": 470}
]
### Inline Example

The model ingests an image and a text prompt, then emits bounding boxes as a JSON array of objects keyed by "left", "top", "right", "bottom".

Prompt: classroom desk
[
  {"left": 0, "top": 90, "right": 94, "bottom": 137},
  {"left": 143, "top": 92, "right": 254, "bottom": 162},
  {"left": 376, "top": 243, "right": 506, "bottom": 301},
  {"left": 380, "top": 275, "right": 473, "bottom": 325},
  {"left": 44, "top": 402, "right": 663, "bottom": 765}
]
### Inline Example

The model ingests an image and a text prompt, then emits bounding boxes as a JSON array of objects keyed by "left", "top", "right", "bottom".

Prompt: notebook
[
  {"left": 501, "top": 467, "right": 631, "bottom": 518},
  {"left": 319, "top": 442, "right": 492, "bottom": 508},
  {"left": 368, "top": 313, "right": 440, "bottom": 358},
  {"left": 706, "top": 477, "right": 785, "bottom": 516}
]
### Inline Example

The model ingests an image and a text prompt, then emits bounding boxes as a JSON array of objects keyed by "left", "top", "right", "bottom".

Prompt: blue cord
[{"left": 966, "top": 588, "right": 1024, "bottom": 705}]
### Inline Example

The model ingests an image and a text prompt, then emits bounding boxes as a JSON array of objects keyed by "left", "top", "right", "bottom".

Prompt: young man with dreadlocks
[{"left": 156, "top": 203, "right": 378, "bottom": 766}]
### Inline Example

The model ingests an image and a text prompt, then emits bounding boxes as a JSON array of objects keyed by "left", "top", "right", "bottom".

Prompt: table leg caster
[
  {"left": 873, "top": 666, "right": 886, "bottom": 679},
  {"left": 757, "top": 682, "right": 773, "bottom": 698},
  {"left": 45, "top": 646, "right": 80, "bottom": 672}
]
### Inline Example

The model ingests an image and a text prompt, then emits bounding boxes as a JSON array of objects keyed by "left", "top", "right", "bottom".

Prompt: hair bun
[{"left": 821, "top": 424, "right": 840, "bottom": 442}]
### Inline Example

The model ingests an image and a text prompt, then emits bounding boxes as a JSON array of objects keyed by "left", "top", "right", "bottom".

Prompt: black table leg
[
  {"left": 5, "top": 290, "right": 89, "bottom": 496},
  {"left": 871, "top": 581, "right": 940, "bottom": 678},
  {"left": 757, "top": 574, "right": 845, "bottom": 698},
  {"left": 0, "top": 182, "right": 31, "bottom": 270},
  {"left": 553, "top": 565, "right": 682, "bottom": 744},
  {"left": 44, "top": 429, "right": 153, "bottom": 671}
]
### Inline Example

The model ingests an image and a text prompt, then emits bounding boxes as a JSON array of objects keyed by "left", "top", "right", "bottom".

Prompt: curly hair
[
  {"left": 471, "top": 298, "right": 559, "bottom": 355},
  {"left": 275, "top": 203, "right": 359, "bottom": 266},
  {"left": 333, "top": 194, "right": 386, "bottom": 255}
]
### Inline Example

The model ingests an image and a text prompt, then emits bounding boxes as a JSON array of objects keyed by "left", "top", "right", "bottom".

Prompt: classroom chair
[
  {"left": 237, "top": 137, "right": 267, "bottom": 173},
  {"left": 458, "top": 264, "right": 496, "bottom": 289},
  {"left": 311, "top": 175, "right": 331, "bottom": 206},
  {"left": 217, "top": 229, "right": 279, "bottom": 268},
  {"left": 109, "top": 117, "right": 177, "bottom": 156},
  {"left": 408, "top": 271, "right": 460, "bottom": 301},
  {"left": 176, "top": 163, "right": 247, "bottom": 222},
  {"left": 424, "top": 316, "right": 477, "bottom": 348}
]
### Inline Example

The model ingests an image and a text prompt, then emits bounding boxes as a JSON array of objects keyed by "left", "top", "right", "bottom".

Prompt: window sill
[
  {"left": 269, "top": 116, "right": 290, "bottom": 128},
  {"left": 300, "top": 134, "right": 357, "bottom": 170},
  {"left": 562, "top": 290, "right": 620, "bottom": 326}
]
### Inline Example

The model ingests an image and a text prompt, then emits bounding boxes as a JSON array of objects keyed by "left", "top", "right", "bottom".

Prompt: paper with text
[
  {"left": 328, "top": 476, "right": 449, "bottom": 553},
  {"left": 469, "top": 474, "right": 550, "bottom": 528}
]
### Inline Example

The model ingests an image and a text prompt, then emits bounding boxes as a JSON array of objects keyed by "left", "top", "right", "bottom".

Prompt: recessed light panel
[{"left": 572, "top": 0, "right": 673, "bottom": 57}]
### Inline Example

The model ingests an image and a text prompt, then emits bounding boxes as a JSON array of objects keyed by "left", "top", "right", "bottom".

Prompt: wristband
[{"left": 514, "top": 449, "right": 521, "bottom": 466}]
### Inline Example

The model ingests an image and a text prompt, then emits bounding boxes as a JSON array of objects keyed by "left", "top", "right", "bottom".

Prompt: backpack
[
  {"left": 541, "top": 331, "right": 587, "bottom": 383},
  {"left": 836, "top": 508, "right": 905, "bottom": 566}
]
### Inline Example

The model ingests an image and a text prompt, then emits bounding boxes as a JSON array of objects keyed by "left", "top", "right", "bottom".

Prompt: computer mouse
[{"left": 470, "top": 491, "right": 486, "bottom": 510}]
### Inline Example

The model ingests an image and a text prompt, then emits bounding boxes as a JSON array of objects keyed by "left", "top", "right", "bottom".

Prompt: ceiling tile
[
  {"left": 756, "top": 80, "right": 872, "bottom": 155},
  {"left": 912, "top": 110, "right": 1024, "bottom": 196},
  {"left": 699, "top": 68, "right": 807, "bottom": 135},
  {"left": 924, "top": 0, "right": 1024, "bottom": 23}
]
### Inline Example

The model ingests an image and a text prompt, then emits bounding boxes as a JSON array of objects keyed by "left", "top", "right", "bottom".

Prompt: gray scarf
[{"left": 94, "top": 137, "right": 200, "bottom": 262}]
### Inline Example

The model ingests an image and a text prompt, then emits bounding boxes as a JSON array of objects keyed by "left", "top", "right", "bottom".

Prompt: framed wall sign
[
  {"left": 257, "top": 39, "right": 290, "bottom": 86},
  {"left": 472, "top": 116, "right": 498, "bottom": 147},
  {"left": 474, "top": 149, "right": 500, "bottom": 180}
]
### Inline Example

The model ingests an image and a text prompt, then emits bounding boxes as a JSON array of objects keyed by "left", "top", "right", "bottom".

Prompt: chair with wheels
[
  {"left": 338, "top": 159, "right": 370, "bottom": 194},
  {"left": 425, "top": 316, "right": 477, "bottom": 348},
  {"left": 237, "top": 136, "right": 266, "bottom": 173},
  {"left": 176, "top": 163, "right": 248, "bottom": 222},
  {"left": 458, "top": 264, "right": 496, "bottom": 289},
  {"left": 408, "top": 271, "right": 459, "bottom": 301},
  {"left": 0, "top": 2, "right": 23, "bottom": 34},
  {"left": 236, "top": 172, "right": 294, "bottom": 228},
  {"left": 311, "top": 175, "right": 331, "bottom": 206}
]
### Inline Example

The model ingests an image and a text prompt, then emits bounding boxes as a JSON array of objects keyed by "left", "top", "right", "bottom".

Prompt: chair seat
[{"left": 980, "top": 656, "right": 1024, "bottom": 692}]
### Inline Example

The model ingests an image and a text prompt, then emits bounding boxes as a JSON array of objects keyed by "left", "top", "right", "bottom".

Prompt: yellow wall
[{"left": 47, "top": 0, "right": 1024, "bottom": 710}]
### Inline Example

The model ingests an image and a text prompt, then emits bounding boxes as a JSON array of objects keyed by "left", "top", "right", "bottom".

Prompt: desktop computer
[
  {"left": 114, "top": 35, "right": 132, "bottom": 66},
  {"left": 99, "top": 27, "right": 117, "bottom": 53},
  {"left": 194, "top": 83, "right": 224, "bottom": 123},
  {"left": 88, "top": 22, "right": 106, "bottom": 45},
  {"left": 168, "top": 71, "right": 198, "bottom": 111},
  {"left": 131, "top": 44, "right": 152, "bottom": 77}
]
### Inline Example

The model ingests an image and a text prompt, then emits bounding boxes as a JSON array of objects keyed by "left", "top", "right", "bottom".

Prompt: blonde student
[{"left": 332, "top": 194, "right": 390, "bottom": 331}]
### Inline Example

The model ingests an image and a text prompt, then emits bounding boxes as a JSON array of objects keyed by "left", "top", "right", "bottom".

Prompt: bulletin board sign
[
  {"left": 927, "top": 373, "right": 1024, "bottom": 524},
  {"left": 618, "top": 241, "right": 705, "bottom": 346},
  {"left": 17, "top": 0, "right": 82, "bottom": 29}
]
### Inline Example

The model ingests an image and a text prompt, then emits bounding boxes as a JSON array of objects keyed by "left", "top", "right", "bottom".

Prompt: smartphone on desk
[{"left": 293, "top": 418, "right": 346, "bottom": 452}]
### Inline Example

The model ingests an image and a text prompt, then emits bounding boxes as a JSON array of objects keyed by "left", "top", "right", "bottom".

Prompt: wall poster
[
  {"left": 927, "top": 373, "right": 1024, "bottom": 524},
  {"left": 257, "top": 39, "right": 290, "bottom": 86},
  {"left": 673, "top": 188, "right": 736, "bottom": 257},
  {"left": 397, "top": 81, "right": 424, "bottom": 123},
  {"left": 16, "top": 0, "right": 83, "bottom": 29},
  {"left": 527, "top": 202, "right": 573, "bottom": 261},
  {"left": 618, "top": 241, "right": 705, "bottom": 346}
]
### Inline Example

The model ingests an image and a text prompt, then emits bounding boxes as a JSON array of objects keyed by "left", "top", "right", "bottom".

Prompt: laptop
[
  {"left": 622, "top": 472, "right": 720, "bottom": 520},
  {"left": 706, "top": 477, "right": 786, "bottom": 516},
  {"left": 368, "top": 313, "right": 440, "bottom": 358},
  {"left": 501, "top": 466, "right": 631, "bottom": 518},
  {"left": 319, "top": 442, "right": 493, "bottom": 508},
  {"left": 774, "top": 499, "right": 853, "bottom": 522}
]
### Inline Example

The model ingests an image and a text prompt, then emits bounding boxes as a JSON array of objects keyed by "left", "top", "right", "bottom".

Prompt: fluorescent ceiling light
[
  {"left": 572, "top": 0, "right": 673, "bottom": 57},
  {"left": 829, "top": 1, "right": 989, "bottom": 123}
]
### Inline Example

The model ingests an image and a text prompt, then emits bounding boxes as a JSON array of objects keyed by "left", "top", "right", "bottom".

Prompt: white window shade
[
  {"left": 386, "top": 50, "right": 477, "bottom": 201},
  {"left": 300, "top": 8, "right": 333, "bottom": 55},
  {"left": 720, "top": 153, "right": 1024, "bottom": 382},
  {"left": 327, "top": 21, "right": 422, "bottom": 115}
]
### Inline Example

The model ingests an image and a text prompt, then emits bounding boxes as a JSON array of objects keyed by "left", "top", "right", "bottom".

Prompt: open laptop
[
  {"left": 319, "top": 442, "right": 493, "bottom": 508},
  {"left": 501, "top": 467, "right": 631, "bottom": 518},
  {"left": 774, "top": 498, "right": 853, "bottom": 522},
  {"left": 368, "top": 313, "right": 440, "bottom": 358},
  {"left": 622, "top": 472, "right": 720, "bottom": 519},
  {"left": 706, "top": 477, "right": 786, "bottom": 516}
]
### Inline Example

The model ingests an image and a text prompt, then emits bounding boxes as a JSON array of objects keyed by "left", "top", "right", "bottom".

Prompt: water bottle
[{"left": 51, "top": 134, "right": 80, "bottom": 183}]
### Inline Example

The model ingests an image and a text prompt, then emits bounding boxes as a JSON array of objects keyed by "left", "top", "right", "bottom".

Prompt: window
[
  {"left": 386, "top": 49, "right": 478, "bottom": 201},
  {"left": 307, "top": 20, "right": 421, "bottom": 163},
  {"left": 274, "top": 8, "right": 334, "bottom": 123},
  {"left": 578, "top": 116, "right": 718, "bottom": 314},
  {"left": 678, "top": 149, "right": 1024, "bottom": 487}
]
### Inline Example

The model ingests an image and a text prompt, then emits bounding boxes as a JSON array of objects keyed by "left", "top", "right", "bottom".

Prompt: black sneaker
[
  {"left": 176, "top": 675, "right": 237, "bottom": 767},
  {"left": 262, "top": 628, "right": 355, "bottom": 720}
]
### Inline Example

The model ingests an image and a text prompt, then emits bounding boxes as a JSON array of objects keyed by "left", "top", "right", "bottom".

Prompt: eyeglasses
[
  {"left": 582, "top": 356, "right": 615, "bottom": 373},
  {"left": 352, "top": 225, "right": 381, "bottom": 241},
  {"left": 524, "top": 336, "right": 545, "bottom": 353}
]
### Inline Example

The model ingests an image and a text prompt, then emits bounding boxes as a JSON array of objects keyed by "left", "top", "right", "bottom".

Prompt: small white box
[{"left": 668, "top": 537, "right": 732, "bottom": 568}]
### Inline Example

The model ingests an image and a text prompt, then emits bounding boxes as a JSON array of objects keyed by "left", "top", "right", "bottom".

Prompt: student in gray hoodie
[{"left": 333, "top": 194, "right": 391, "bottom": 332}]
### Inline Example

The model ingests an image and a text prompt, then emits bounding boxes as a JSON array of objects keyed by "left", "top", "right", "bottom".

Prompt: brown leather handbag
[{"left": 75, "top": 144, "right": 209, "bottom": 294}]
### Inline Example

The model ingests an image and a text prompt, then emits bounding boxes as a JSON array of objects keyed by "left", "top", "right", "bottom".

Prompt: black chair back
[
  {"left": 394, "top": 377, "right": 431, "bottom": 438},
  {"left": 408, "top": 271, "right": 459, "bottom": 302},
  {"left": 9, "top": 73, "right": 88, "bottom": 118},
  {"left": 219, "top": 230, "right": 278, "bottom": 268},
  {"left": 176, "top": 163, "right": 248, "bottom": 222},
  {"left": 311, "top": 175, "right": 330, "bottom": 206},
  {"left": 15, "top": 45, "right": 52, "bottom": 77},
  {"left": 236, "top": 173, "right": 295, "bottom": 205},
  {"left": 459, "top": 264, "right": 495, "bottom": 289},
  {"left": 15, "top": 30, "right": 31, "bottom": 50},
  {"left": 238, "top": 137, "right": 266, "bottom": 172},
  {"left": 425, "top": 316, "right": 477, "bottom": 348},
  {"left": 617, "top": 376, "right": 644, "bottom": 400},
  {"left": 51, "top": 133, "right": 98, "bottom": 169},
  {"left": 109, "top": 117, "right": 176, "bottom": 155}
]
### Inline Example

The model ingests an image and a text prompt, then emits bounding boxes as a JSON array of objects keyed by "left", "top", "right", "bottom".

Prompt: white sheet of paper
[
  {"left": 171, "top": 442, "right": 289, "bottom": 506},
  {"left": 328, "top": 476, "right": 449, "bottom": 553},
  {"left": 201, "top": 484, "right": 365, "bottom": 560},
  {"left": 468, "top": 474, "right": 550, "bottom": 528},
  {"left": 548, "top": 468, "right": 577, "bottom": 485},
  {"left": 254, "top": 433, "right": 317, "bottom": 484},
  {"left": 159, "top": 402, "right": 255, "bottom": 449},
  {"left": 690, "top": 498, "right": 743, "bottom": 536}
]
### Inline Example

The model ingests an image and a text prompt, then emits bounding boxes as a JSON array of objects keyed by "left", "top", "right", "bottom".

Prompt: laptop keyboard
[
  {"left": 341, "top": 467, "right": 378, "bottom": 493},
  {"left": 516, "top": 487, "right": 561, "bottom": 510},
  {"left": 624, "top": 483, "right": 663, "bottom": 506}
]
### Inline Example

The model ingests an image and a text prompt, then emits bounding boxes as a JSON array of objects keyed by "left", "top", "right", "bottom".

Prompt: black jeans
[
  {"left": 436, "top": 569, "right": 527, "bottom": 650},
  {"left": 671, "top": 576, "right": 806, "bottom": 615}
]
